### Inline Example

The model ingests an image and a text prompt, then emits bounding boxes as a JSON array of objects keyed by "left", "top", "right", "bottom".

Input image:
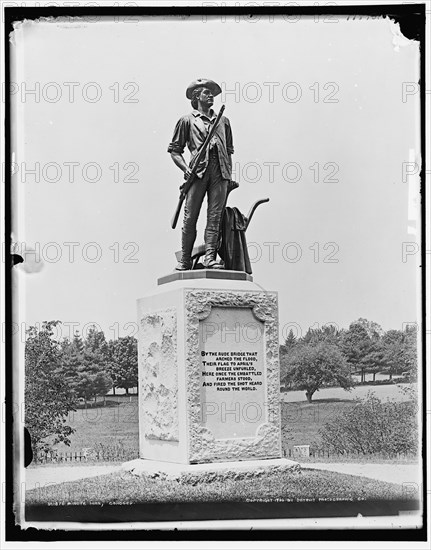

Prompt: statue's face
[{"left": 197, "top": 87, "right": 214, "bottom": 108}]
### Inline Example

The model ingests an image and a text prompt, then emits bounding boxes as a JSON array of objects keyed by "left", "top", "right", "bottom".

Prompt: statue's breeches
[{"left": 182, "top": 154, "right": 228, "bottom": 265}]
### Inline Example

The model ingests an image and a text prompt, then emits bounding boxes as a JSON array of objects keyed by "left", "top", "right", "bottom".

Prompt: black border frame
[{"left": 3, "top": 2, "right": 427, "bottom": 542}]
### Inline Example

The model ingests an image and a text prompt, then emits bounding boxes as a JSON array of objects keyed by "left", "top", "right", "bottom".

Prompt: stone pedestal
[{"left": 136, "top": 272, "right": 284, "bottom": 466}]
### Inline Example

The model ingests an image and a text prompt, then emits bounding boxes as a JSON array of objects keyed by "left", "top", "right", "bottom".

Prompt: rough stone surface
[
  {"left": 140, "top": 308, "right": 179, "bottom": 441},
  {"left": 122, "top": 458, "right": 299, "bottom": 484},
  {"left": 184, "top": 289, "right": 282, "bottom": 463}
]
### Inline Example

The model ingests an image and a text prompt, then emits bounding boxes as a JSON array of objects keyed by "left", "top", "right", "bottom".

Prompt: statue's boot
[
  {"left": 175, "top": 229, "right": 196, "bottom": 271},
  {"left": 203, "top": 230, "right": 224, "bottom": 270}
]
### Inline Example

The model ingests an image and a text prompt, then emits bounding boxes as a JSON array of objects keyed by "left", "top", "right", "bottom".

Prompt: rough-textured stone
[
  {"left": 140, "top": 308, "right": 179, "bottom": 441},
  {"left": 122, "top": 457, "right": 299, "bottom": 484}
]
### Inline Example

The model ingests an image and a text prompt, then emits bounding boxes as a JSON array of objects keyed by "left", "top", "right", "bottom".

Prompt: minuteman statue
[{"left": 168, "top": 78, "right": 234, "bottom": 271}]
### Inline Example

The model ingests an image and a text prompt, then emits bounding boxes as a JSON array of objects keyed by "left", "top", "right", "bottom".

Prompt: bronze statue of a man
[{"left": 168, "top": 78, "right": 234, "bottom": 270}]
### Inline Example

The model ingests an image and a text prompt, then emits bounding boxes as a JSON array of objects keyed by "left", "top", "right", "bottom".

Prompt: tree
[
  {"left": 84, "top": 325, "right": 108, "bottom": 358},
  {"left": 107, "top": 336, "right": 138, "bottom": 395},
  {"left": 73, "top": 367, "right": 113, "bottom": 404},
  {"left": 361, "top": 339, "right": 386, "bottom": 382},
  {"left": 25, "top": 321, "right": 76, "bottom": 453},
  {"left": 60, "top": 332, "right": 84, "bottom": 396},
  {"left": 353, "top": 317, "right": 384, "bottom": 339},
  {"left": 80, "top": 326, "right": 112, "bottom": 403},
  {"left": 280, "top": 330, "right": 297, "bottom": 387},
  {"left": 404, "top": 325, "right": 418, "bottom": 380},
  {"left": 282, "top": 329, "right": 297, "bottom": 352},
  {"left": 342, "top": 319, "right": 384, "bottom": 382},
  {"left": 382, "top": 326, "right": 418, "bottom": 380},
  {"left": 302, "top": 324, "right": 343, "bottom": 347},
  {"left": 284, "top": 341, "right": 353, "bottom": 402},
  {"left": 61, "top": 327, "right": 113, "bottom": 405},
  {"left": 90, "top": 371, "right": 113, "bottom": 404},
  {"left": 381, "top": 329, "right": 405, "bottom": 379}
]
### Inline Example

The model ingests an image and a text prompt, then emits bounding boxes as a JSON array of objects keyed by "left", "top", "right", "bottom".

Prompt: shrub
[
  {"left": 317, "top": 388, "right": 418, "bottom": 455},
  {"left": 25, "top": 321, "right": 76, "bottom": 453}
]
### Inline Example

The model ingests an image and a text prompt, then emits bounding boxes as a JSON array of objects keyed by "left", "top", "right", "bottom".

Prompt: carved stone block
[{"left": 137, "top": 278, "right": 282, "bottom": 464}]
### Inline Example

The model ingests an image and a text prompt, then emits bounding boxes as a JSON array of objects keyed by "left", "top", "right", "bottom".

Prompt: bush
[
  {"left": 317, "top": 388, "right": 418, "bottom": 455},
  {"left": 356, "top": 379, "right": 395, "bottom": 386}
]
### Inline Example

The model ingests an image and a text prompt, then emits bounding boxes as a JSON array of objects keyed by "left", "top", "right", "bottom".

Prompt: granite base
[{"left": 122, "top": 457, "right": 300, "bottom": 483}]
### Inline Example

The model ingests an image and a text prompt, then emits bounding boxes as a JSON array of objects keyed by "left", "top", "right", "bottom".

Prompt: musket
[{"left": 171, "top": 104, "right": 226, "bottom": 229}]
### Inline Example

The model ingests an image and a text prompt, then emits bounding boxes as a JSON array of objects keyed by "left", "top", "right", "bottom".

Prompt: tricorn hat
[{"left": 186, "top": 78, "right": 222, "bottom": 99}]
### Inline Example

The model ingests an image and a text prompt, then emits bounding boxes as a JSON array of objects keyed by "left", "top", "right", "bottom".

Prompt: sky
[{"left": 10, "top": 13, "right": 421, "bottom": 343}]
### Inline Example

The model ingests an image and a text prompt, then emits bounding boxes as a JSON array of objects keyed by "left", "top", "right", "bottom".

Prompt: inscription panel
[
  {"left": 185, "top": 288, "right": 281, "bottom": 463},
  {"left": 199, "top": 307, "right": 266, "bottom": 439}
]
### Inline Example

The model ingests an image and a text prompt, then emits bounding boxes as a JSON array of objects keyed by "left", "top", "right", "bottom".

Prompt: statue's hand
[{"left": 183, "top": 167, "right": 192, "bottom": 181}]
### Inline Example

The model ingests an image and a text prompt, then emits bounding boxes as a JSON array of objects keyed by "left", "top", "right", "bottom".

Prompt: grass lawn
[
  {"left": 52, "top": 395, "right": 139, "bottom": 458},
  {"left": 47, "top": 384, "right": 417, "bottom": 459},
  {"left": 282, "top": 382, "right": 415, "bottom": 404},
  {"left": 53, "top": 397, "right": 352, "bottom": 456},
  {"left": 25, "top": 468, "right": 413, "bottom": 505}
]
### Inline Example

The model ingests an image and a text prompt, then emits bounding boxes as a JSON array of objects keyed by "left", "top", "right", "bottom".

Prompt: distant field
[
  {"left": 283, "top": 382, "right": 415, "bottom": 404},
  {"left": 282, "top": 383, "right": 416, "bottom": 448},
  {"left": 51, "top": 383, "right": 417, "bottom": 457}
]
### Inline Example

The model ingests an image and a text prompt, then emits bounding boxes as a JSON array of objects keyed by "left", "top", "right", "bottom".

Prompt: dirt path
[{"left": 303, "top": 462, "right": 421, "bottom": 486}]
